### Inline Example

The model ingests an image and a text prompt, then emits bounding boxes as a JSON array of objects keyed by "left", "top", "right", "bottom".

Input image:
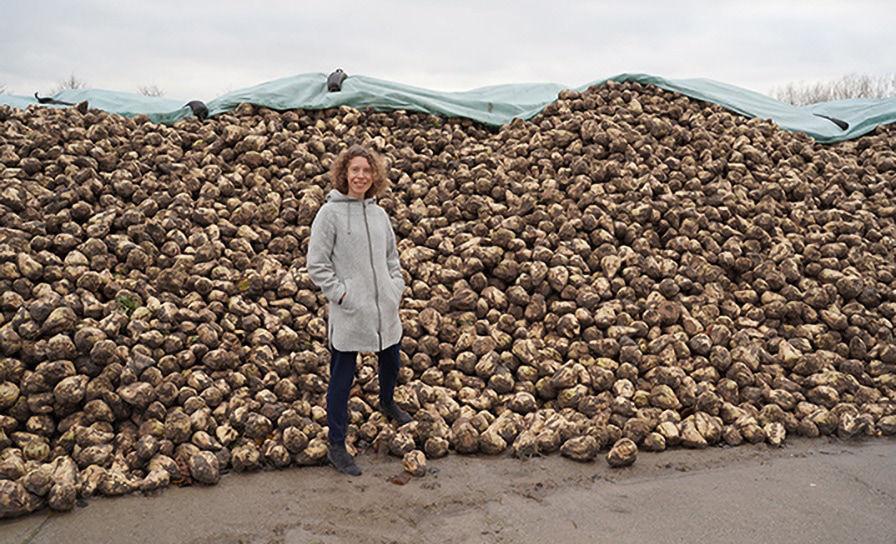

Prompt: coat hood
[
  {"left": 324, "top": 189, "right": 377, "bottom": 235},
  {"left": 325, "top": 189, "right": 376, "bottom": 204}
]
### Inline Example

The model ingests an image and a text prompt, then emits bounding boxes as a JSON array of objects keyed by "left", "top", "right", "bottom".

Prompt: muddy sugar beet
[{"left": 1, "top": 80, "right": 895, "bottom": 517}]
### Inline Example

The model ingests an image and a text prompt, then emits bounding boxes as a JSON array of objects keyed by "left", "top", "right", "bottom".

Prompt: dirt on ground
[{"left": 2, "top": 437, "right": 894, "bottom": 544}]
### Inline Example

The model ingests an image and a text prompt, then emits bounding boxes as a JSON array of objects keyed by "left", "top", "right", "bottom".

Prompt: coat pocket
[
  {"left": 381, "top": 277, "right": 402, "bottom": 312},
  {"left": 340, "top": 277, "right": 357, "bottom": 311},
  {"left": 389, "top": 277, "right": 403, "bottom": 301}
]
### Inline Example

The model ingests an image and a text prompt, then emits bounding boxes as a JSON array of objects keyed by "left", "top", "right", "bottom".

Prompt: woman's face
[{"left": 347, "top": 156, "right": 373, "bottom": 199}]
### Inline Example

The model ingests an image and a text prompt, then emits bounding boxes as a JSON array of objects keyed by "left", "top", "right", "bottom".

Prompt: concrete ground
[{"left": 1, "top": 437, "right": 894, "bottom": 544}]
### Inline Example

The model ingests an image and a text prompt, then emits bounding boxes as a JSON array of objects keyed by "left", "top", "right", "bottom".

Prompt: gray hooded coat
[{"left": 306, "top": 189, "right": 404, "bottom": 352}]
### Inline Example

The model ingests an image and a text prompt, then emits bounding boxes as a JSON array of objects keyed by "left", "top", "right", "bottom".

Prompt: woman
[{"left": 306, "top": 144, "right": 411, "bottom": 476}]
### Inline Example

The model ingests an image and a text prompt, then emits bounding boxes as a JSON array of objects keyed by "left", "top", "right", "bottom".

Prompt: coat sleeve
[
  {"left": 385, "top": 215, "right": 405, "bottom": 293},
  {"left": 307, "top": 208, "right": 346, "bottom": 304}
]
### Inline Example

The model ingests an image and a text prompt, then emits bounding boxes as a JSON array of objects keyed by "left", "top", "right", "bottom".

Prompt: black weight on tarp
[
  {"left": 813, "top": 113, "right": 849, "bottom": 131},
  {"left": 34, "top": 92, "right": 75, "bottom": 106},
  {"left": 327, "top": 69, "right": 348, "bottom": 92},
  {"left": 185, "top": 100, "right": 209, "bottom": 120}
]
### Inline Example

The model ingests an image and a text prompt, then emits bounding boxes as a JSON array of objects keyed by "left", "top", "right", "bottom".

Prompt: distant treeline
[{"left": 770, "top": 73, "right": 896, "bottom": 106}]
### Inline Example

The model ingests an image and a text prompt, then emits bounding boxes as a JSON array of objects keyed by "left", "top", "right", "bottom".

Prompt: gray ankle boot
[
  {"left": 381, "top": 400, "right": 412, "bottom": 425},
  {"left": 327, "top": 443, "right": 361, "bottom": 476}
]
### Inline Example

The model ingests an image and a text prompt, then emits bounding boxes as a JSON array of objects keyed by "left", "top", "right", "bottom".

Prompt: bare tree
[
  {"left": 50, "top": 73, "right": 88, "bottom": 95},
  {"left": 771, "top": 73, "right": 896, "bottom": 106},
  {"left": 138, "top": 84, "right": 165, "bottom": 97}
]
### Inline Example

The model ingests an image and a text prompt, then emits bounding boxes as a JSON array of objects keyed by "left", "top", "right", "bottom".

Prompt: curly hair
[{"left": 329, "top": 144, "right": 390, "bottom": 198}]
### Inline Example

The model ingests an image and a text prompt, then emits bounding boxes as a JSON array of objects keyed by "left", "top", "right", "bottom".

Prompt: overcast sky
[{"left": 1, "top": 0, "right": 893, "bottom": 101}]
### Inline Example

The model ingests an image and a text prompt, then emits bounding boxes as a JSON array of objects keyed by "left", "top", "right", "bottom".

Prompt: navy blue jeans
[{"left": 327, "top": 341, "right": 401, "bottom": 446}]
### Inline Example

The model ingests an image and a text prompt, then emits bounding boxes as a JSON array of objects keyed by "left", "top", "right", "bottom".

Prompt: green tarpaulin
[{"left": 3, "top": 72, "right": 894, "bottom": 143}]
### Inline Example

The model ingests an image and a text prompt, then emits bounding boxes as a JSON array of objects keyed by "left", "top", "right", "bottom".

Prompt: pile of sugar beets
[{"left": 1, "top": 81, "right": 895, "bottom": 517}]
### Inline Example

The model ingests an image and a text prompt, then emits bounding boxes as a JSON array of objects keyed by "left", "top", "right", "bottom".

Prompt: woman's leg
[
  {"left": 377, "top": 341, "right": 401, "bottom": 407},
  {"left": 327, "top": 347, "right": 357, "bottom": 446},
  {"left": 377, "top": 341, "right": 411, "bottom": 424}
]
